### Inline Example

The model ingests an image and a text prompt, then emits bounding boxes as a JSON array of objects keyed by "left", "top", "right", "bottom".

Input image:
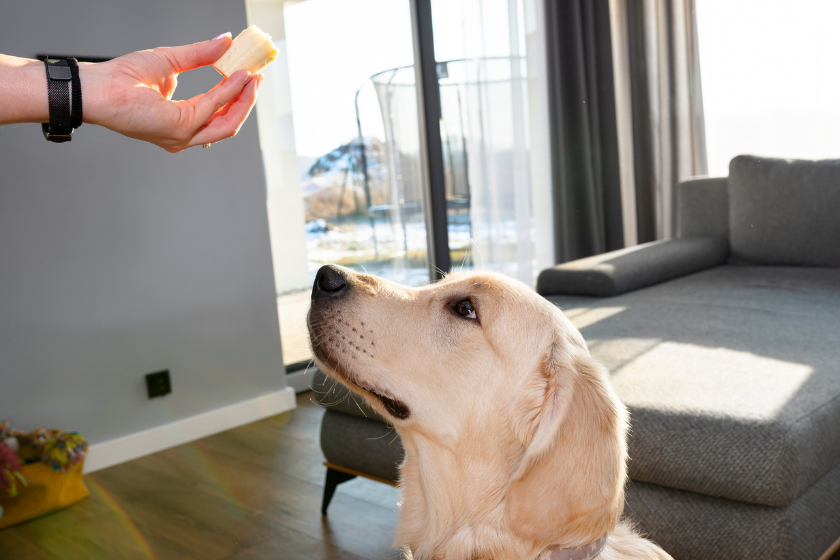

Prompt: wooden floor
[
  {"left": 0, "top": 392, "right": 402, "bottom": 560},
  {"left": 3, "top": 392, "right": 838, "bottom": 560}
]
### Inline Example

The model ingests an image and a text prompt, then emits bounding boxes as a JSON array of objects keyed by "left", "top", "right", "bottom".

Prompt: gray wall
[{"left": 0, "top": 0, "right": 286, "bottom": 444}]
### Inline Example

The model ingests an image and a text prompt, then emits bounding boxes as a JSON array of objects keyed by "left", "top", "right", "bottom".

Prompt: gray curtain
[
  {"left": 544, "top": 0, "right": 625, "bottom": 264},
  {"left": 623, "top": 0, "right": 708, "bottom": 242},
  {"left": 544, "top": 0, "right": 707, "bottom": 264}
]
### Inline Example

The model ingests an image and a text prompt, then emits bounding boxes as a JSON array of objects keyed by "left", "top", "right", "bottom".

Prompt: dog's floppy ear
[{"left": 505, "top": 334, "right": 627, "bottom": 545}]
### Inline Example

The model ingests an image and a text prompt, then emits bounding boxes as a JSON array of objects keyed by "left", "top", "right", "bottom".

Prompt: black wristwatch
[{"left": 42, "top": 58, "right": 83, "bottom": 143}]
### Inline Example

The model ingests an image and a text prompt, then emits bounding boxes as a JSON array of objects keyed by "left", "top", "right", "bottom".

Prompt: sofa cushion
[
  {"left": 548, "top": 265, "right": 840, "bottom": 507},
  {"left": 729, "top": 155, "right": 840, "bottom": 266},
  {"left": 625, "top": 459, "right": 840, "bottom": 560}
]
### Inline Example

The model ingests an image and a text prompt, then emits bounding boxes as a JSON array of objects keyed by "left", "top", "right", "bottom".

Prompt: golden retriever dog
[{"left": 308, "top": 265, "right": 672, "bottom": 560}]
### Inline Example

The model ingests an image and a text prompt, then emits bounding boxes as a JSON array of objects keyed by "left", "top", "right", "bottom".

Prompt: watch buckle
[{"left": 41, "top": 123, "right": 73, "bottom": 143}]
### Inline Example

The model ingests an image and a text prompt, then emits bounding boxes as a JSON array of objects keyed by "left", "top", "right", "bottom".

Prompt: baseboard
[{"left": 83, "top": 387, "right": 297, "bottom": 474}]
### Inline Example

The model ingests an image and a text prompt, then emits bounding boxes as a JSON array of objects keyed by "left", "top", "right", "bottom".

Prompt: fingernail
[{"left": 212, "top": 32, "right": 232, "bottom": 41}]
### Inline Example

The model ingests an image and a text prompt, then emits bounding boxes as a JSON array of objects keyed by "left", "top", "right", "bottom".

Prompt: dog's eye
[{"left": 456, "top": 299, "right": 477, "bottom": 320}]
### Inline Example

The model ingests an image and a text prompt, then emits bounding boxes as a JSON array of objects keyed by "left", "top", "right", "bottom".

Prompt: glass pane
[
  {"left": 430, "top": 0, "right": 553, "bottom": 286},
  {"left": 285, "top": 0, "right": 430, "bottom": 288},
  {"left": 249, "top": 0, "right": 430, "bottom": 366}
]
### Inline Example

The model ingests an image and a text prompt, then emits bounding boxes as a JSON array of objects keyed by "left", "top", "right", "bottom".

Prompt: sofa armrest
[
  {"left": 678, "top": 176, "right": 729, "bottom": 238},
  {"left": 536, "top": 236, "right": 730, "bottom": 297}
]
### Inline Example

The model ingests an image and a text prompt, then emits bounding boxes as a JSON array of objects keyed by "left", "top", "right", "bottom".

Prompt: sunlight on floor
[{"left": 563, "top": 306, "right": 626, "bottom": 330}]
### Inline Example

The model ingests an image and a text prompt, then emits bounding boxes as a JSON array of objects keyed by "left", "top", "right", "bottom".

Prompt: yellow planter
[{"left": 0, "top": 460, "right": 89, "bottom": 529}]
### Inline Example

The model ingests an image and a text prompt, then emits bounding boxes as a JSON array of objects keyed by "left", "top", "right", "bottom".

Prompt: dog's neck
[
  {"left": 396, "top": 427, "right": 523, "bottom": 560},
  {"left": 396, "top": 435, "right": 612, "bottom": 560},
  {"left": 538, "top": 535, "right": 608, "bottom": 560}
]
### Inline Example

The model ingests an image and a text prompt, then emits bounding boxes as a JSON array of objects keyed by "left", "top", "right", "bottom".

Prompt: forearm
[
  {"left": 0, "top": 54, "right": 109, "bottom": 126},
  {"left": 0, "top": 55, "right": 48, "bottom": 124}
]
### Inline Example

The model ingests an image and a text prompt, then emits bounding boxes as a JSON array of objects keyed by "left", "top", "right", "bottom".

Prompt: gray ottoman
[{"left": 313, "top": 371, "right": 402, "bottom": 514}]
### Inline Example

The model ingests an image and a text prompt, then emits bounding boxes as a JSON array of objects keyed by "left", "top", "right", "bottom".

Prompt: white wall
[
  {"left": 0, "top": 0, "right": 290, "bottom": 447},
  {"left": 247, "top": 0, "right": 312, "bottom": 294}
]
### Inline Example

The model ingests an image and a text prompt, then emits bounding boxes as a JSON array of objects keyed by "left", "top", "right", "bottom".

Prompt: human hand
[{"left": 80, "top": 34, "right": 263, "bottom": 152}]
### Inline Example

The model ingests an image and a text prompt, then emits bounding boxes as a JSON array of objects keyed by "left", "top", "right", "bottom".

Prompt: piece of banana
[{"left": 212, "top": 25, "right": 279, "bottom": 78}]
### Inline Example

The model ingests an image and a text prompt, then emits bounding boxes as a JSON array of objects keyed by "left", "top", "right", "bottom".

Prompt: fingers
[
  {"left": 192, "top": 70, "right": 252, "bottom": 124},
  {"left": 157, "top": 34, "right": 233, "bottom": 74},
  {"left": 189, "top": 74, "right": 262, "bottom": 148}
]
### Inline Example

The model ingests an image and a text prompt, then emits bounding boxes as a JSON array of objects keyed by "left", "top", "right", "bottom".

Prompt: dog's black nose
[{"left": 312, "top": 265, "right": 349, "bottom": 300}]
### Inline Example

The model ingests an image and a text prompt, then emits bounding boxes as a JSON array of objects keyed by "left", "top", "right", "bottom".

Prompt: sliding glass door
[
  {"left": 284, "top": 0, "right": 431, "bottom": 289},
  {"left": 430, "top": 0, "right": 553, "bottom": 285},
  {"left": 247, "top": 0, "right": 552, "bottom": 368}
]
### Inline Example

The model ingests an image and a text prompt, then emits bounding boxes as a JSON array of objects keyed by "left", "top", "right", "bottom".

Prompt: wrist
[
  {"left": 23, "top": 60, "right": 50, "bottom": 123},
  {"left": 77, "top": 62, "right": 112, "bottom": 127}
]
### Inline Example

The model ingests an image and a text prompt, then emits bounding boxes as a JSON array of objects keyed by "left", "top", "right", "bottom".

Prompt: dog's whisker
[
  {"left": 467, "top": 237, "right": 485, "bottom": 269},
  {"left": 353, "top": 397, "right": 369, "bottom": 418},
  {"left": 318, "top": 390, "right": 352, "bottom": 408},
  {"left": 366, "top": 426, "right": 396, "bottom": 441}
]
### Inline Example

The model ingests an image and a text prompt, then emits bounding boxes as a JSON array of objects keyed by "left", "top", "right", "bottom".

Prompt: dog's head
[{"left": 308, "top": 265, "right": 628, "bottom": 559}]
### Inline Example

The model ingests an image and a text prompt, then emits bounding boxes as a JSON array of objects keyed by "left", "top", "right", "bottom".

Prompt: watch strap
[
  {"left": 67, "top": 58, "right": 83, "bottom": 130},
  {"left": 42, "top": 58, "right": 75, "bottom": 142}
]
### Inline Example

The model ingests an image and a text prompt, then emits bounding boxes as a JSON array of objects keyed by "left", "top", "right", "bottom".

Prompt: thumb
[{"left": 157, "top": 33, "right": 233, "bottom": 74}]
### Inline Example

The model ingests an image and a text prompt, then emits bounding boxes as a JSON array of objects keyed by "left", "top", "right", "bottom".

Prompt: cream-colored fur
[{"left": 308, "top": 268, "right": 673, "bottom": 560}]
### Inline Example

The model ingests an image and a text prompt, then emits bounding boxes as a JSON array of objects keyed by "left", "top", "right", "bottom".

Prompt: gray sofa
[{"left": 315, "top": 155, "right": 840, "bottom": 560}]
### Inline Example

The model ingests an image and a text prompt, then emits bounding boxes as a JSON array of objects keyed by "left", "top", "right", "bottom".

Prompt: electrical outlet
[{"left": 145, "top": 370, "right": 172, "bottom": 399}]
